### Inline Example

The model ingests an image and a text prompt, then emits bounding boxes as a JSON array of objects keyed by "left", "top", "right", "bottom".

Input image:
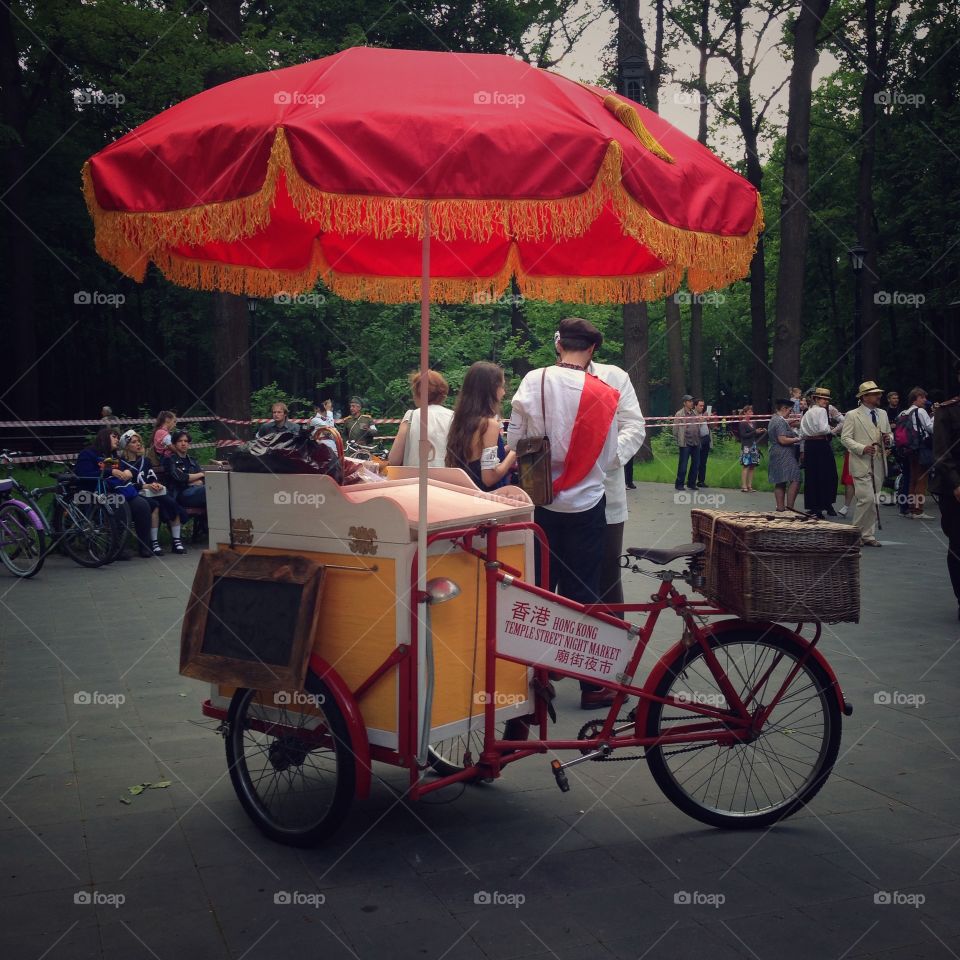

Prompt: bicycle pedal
[{"left": 550, "top": 759, "right": 570, "bottom": 792}]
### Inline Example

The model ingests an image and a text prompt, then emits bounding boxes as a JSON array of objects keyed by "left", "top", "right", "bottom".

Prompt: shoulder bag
[{"left": 515, "top": 369, "right": 554, "bottom": 506}]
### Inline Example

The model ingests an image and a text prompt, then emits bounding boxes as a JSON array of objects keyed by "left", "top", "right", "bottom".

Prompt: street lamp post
[
  {"left": 848, "top": 244, "right": 867, "bottom": 388},
  {"left": 713, "top": 345, "right": 722, "bottom": 412}
]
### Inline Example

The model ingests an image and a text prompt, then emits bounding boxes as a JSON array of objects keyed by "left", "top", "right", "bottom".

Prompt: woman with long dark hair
[{"left": 445, "top": 362, "right": 516, "bottom": 491}]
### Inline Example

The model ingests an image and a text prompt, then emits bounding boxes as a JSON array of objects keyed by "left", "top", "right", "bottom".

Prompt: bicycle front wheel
[
  {"left": 645, "top": 629, "right": 841, "bottom": 829},
  {"left": 0, "top": 502, "right": 46, "bottom": 578},
  {"left": 226, "top": 673, "right": 355, "bottom": 847}
]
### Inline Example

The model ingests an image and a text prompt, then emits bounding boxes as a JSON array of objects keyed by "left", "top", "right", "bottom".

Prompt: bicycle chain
[{"left": 576, "top": 717, "right": 713, "bottom": 762}]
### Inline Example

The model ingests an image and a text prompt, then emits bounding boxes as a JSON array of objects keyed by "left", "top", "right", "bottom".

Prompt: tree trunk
[
  {"left": 771, "top": 0, "right": 832, "bottom": 400},
  {"left": 617, "top": 0, "right": 664, "bottom": 460},
  {"left": 0, "top": 3, "right": 39, "bottom": 418},
  {"left": 749, "top": 237, "right": 769, "bottom": 407},
  {"left": 204, "top": 0, "right": 251, "bottom": 436},
  {"left": 665, "top": 296, "right": 686, "bottom": 410},
  {"left": 623, "top": 301, "right": 652, "bottom": 460},
  {"left": 510, "top": 277, "right": 532, "bottom": 381},
  {"left": 689, "top": 301, "right": 703, "bottom": 398},
  {"left": 856, "top": 0, "right": 891, "bottom": 381},
  {"left": 212, "top": 294, "right": 252, "bottom": 440}
]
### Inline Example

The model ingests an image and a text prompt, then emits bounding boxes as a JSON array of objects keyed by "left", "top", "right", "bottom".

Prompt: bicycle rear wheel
[
  {"left": 645, "top": 629, "right": 841, "bottom": 829},
  {"left": 60, "top": 500, "right": 115, "bottom": 567},
  {"left": 225, "top": 673, "right": 355, "bottom": 847},
  {"left": 0, "top": 502, "right": 46, "bottom": 578}
]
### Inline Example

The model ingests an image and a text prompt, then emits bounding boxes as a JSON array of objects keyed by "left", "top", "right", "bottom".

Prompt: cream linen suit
[{"left": 840, "top": 404, "right": 891, "bottom": 541}]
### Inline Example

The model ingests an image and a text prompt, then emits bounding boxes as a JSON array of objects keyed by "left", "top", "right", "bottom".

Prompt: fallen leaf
[
  {"left": 128, "top": 783, "right": 150, "bottom": 796},
  {"left": 119, "top": 797, "right": 132, "bottom": 805},
  {"left": 150, "top": 781, "right": 173, "bottom": 789}
]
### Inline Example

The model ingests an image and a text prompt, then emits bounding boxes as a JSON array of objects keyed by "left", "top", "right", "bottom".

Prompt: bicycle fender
[
  {"left": 308, "top": 653, "right": 372, "bottom": 800},
  {"left": 6, "top": 499, "right": 44, "bottom": 530},
  {"left": 634, "top": 619, "right": 849, "bottom": 730}
]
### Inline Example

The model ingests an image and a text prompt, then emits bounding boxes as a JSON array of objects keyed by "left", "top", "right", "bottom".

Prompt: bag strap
[{"left": 540, "top": 368, "right": 548, "bottom": 437}]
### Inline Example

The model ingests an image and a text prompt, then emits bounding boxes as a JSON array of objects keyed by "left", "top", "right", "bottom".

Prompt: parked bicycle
[{"left": 0, "top": 451, "right": 121, "bottom": 576}]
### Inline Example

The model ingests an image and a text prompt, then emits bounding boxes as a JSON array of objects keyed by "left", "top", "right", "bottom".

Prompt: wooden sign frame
[{"left": 180, "top": 549, "right": 326, "bottom": 690}]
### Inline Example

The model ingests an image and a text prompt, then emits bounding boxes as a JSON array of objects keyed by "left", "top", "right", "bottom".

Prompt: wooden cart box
[
  {"left": 191, "top": 470, "right": 535, "bottom": 750},
  {"left": 690, "top": 509, "right": 861, "bottom": 623}
]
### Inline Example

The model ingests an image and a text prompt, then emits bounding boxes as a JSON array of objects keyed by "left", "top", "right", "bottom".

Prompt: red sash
[{"left": 553, "top": 372, "right": 619, "bottom": 493}]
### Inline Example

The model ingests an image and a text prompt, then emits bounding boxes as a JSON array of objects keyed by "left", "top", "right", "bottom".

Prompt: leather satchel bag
[{"left": 515, "top": 369, "right": 554, "bottom": 506}]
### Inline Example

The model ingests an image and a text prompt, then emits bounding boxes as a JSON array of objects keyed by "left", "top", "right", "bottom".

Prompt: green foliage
[{"left": 250, "top": 381, "right": 313, "bottom": 420}]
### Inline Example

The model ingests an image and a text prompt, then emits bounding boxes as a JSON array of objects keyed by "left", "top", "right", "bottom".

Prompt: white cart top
[{"left": 207, "top": 469, "right": 533, "bottom": 546}]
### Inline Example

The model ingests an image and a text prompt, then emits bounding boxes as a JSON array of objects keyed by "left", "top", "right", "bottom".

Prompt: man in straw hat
[
  {"left": 841, "top": 381, "right": 892, "bottom": 547},
  {"left": 799, "top": 386, "right": 841, "bottom": 518}
]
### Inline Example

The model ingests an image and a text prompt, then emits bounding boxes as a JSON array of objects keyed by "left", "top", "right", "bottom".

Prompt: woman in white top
[
  {"left": 388, "top": 370, "right": 454, "bottom": 468},
  {"left": 901, "top": 386, "right": 935, "bottom": 518}
]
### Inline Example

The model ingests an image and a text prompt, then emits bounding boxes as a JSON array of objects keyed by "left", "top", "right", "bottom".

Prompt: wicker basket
[{"left": 690, "top": 509, "right": 861, "bottom": 623}]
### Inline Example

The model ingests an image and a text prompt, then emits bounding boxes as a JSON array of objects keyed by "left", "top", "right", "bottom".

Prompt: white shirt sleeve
[{"left": 614, "top": 376, "right": 646, "bottom": 466}]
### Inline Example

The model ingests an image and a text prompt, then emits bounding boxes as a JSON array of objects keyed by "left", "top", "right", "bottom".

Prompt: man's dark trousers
[
  {"left": 676, "top": 445, "right": 700, "bottom": 488},
  {"left": 534, "top": 498, "right": 607, "bottom": 692}
]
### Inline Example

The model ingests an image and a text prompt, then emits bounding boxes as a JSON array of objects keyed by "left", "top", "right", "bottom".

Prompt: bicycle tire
[
  {"left": 0, "top": 502, "right": 46, "bottom": 578},
  {"left": 428, "top": 719, "right": 525, "bottom": 776},
  {"left": 645, "top": 628, "right": 841, "bottom": 829},
  {"left": 226, "top": 673, "right": 355, "bottom": 847},
  {"left": 60, "top": 498, "right": 115, "bottom": 567}
]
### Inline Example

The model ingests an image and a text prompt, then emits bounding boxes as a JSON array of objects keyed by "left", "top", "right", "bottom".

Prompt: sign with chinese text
[{"left": 495, "top": 581, "right": 633, "bottom": 685}]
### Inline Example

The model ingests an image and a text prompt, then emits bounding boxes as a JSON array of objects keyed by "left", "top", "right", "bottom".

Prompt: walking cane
[{"left": 869, "top": 446, "right": 882, "bottom": 532}]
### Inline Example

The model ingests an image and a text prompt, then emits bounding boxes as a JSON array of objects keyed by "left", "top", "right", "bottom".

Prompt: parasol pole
[{"left": 418, "top": 202, "right": 431, "bottom": 571}]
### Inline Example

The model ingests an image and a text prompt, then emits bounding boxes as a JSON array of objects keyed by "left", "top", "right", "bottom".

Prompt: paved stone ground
[{"left": 1, "top": 483, "right": 959, "bottom": 960}]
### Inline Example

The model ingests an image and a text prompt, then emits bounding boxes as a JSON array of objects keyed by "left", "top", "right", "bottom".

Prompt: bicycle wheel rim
[
  {"left": 0, "top": 503, "right": 45, "bottom": 577},
  {"left": 647, "top": 635, "right": 839, "bottom": 824}
]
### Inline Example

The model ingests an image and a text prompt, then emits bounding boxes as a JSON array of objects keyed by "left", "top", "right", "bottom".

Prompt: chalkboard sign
[{"left": 180, "top": 549, "right": 325, "bottom": 690}]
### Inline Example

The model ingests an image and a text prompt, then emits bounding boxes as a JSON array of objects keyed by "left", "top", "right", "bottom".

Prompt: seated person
[
  {"left": 257, "top": 401, "right": 292, "bottom": 438},
  {"left": 118, "top": 429, "right": 191, "bottom": 555},
  {"left": 310, "top": 399, "right": 336, "bottom": 430},
  {"left": 339, "top": 396, "right": 377, "bottom": 445},
  {"left": 75, "top": 427, "right": 143, "bottom": 559},
  {"left": 168, "top": 430, "right": 206, "bottom": 510},
  {"left": 445, "top": 361, "right": 517, "bottom": 491},
  {"left": 152, "top": 410, "right": 177, "bottom": 463},
  {"left": 388, "top": 370, "right": 453, "bottom": 468}
]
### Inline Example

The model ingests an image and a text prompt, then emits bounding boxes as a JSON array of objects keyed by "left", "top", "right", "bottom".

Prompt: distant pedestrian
[
  {"left": 100, "top": 405, "right": 119, "bottom": 425},
  {"left": 672, "top": 394, "right": 700, "bottom": 491},
  {"left": 694, "top": 399, "right": 712, "bottom": 487},
  {"left": 800, "top": 387, "right": 839, "bottom": 518},
  {"left": 767, "top": 399, "right": 801, "bottom": 511},
  {"left": 789, "top": 387, "right": 802, "bottom": 415},
  {"left": 900, "top": 387, "right": 934, "bottom": 519},
  {"left": 737, "top": 405, "right": 765, "bottom": 492},
  {"left": 840, "top": 381, "right": 891, "bottom": 547}
]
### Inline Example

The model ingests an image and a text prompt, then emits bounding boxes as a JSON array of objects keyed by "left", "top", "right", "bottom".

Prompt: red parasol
[
  {"left": 83, "top": 47, "right": 763, "bottom": 609},
  {"left": 83, "top": 46, "right": 761, "bottom": 304}
]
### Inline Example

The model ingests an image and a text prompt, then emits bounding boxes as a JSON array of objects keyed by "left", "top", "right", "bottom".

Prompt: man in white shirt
[
  {"left": 799, "top": 386, "right": 840, "bottom": 518},
  {"left": 508, "top": 317, "right": 620, "bottom": 710},
  {"left": 587, "top": 359, "right": 646, "bottom": 611},
  {"left": 841, "top": 381, "right": 892, "bottom": 546}
]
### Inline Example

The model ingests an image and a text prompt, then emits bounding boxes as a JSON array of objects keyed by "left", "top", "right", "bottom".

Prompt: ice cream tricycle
[{"left": 180, "top": 468, "right": 853, "bottom": 847}]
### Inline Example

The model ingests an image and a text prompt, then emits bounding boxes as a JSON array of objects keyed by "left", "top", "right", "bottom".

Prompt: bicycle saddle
[{"left": 626, "top": 542, "right": 705, "bottom": 565}]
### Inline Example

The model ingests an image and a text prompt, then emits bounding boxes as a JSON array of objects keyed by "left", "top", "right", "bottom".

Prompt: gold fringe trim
[
  {"left": 83, "top": 126, "right": 764, "bottom": 298},
  {"left": 148, "top": 241, "right": 685, "bottom": 304},
  {"left": 601, "top": 95, "right": 674, "bottom": 164}
]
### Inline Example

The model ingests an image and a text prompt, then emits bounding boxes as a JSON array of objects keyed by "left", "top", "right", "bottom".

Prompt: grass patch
[{"left": 630, "top": 432, "right": 846, "bottom": 493}]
